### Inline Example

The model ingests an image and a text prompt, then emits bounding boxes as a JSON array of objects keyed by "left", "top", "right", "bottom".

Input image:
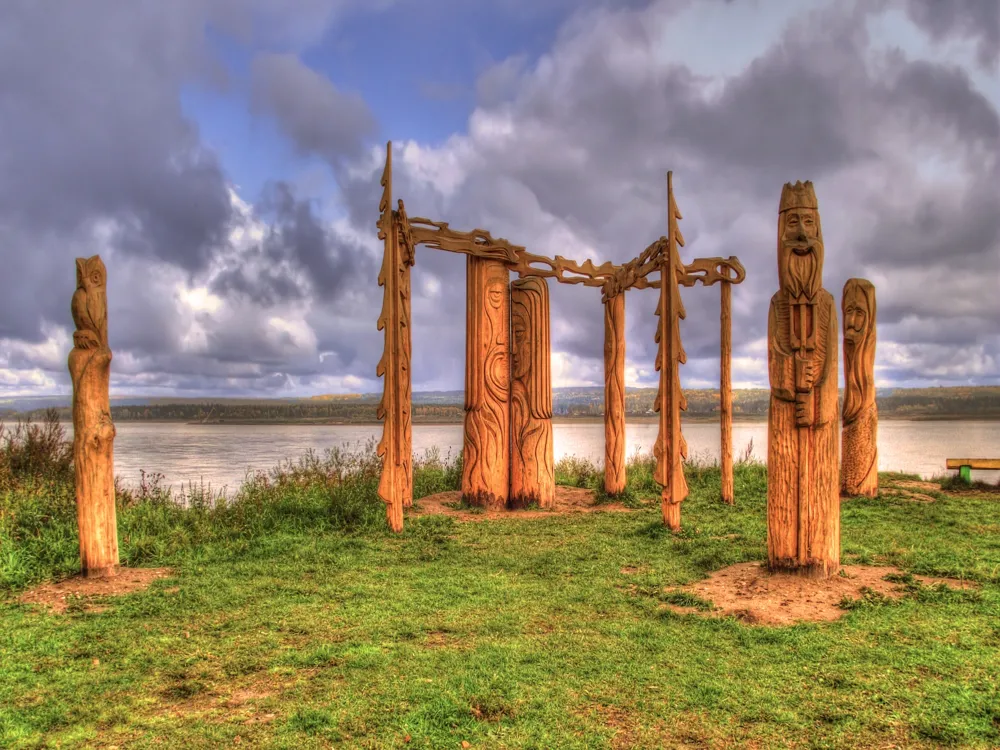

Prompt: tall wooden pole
[
  {"left": 69, "top": 255, "right": 119, "bottom": 577},
  {"left": 603, "top": 293, "right": 627, "bottom": 495},
  {"left": 376, "top": 142, "right": 413, "bottom": 532},
  {"left": 510, "top": 277, "right": 554, "bottom": 508},
  {"left": 720, "top": 281, "right": 734, "bottom": 504},
  {"left": 462, "top": 256, "right": 511, "bottom": 509}
]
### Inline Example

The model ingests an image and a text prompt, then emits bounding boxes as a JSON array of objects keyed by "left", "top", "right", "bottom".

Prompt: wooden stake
[
  {"left": 720, "top": 281, "right": 734, "bottom": 504},
  {"left": 69, "top": 255, "right": 119, "bottom": 578},
  {"left": 603, "top": 293, "right": 627, "bottom": 495}
]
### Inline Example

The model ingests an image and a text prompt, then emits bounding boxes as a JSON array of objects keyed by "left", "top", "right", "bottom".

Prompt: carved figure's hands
[
  {"left": 795, "top": 391, "right": 814, "bottom": 427},
  {"left": 794, "top": 355, "right": 817, "bottom": 393}
]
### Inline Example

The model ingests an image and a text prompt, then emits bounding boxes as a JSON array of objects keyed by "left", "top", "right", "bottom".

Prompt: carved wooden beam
[
  {"left": 409, "top": 218, "right": 523, "bottom": 264},
  {"left": 632, "top": 256, "right": 747, "bottom": 290}
]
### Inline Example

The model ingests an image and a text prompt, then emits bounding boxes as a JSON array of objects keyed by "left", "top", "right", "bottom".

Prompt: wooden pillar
[
  {"left": 603, "top": 293, "right": 627, "bottom": 495},
  {"left": 510, "top": 277, "right": 554, "bottom": 508},
  {"left": 376, "top": 143, "right": 413, "bottom": 532},
  {"left": 68, "top": 255, "right": 119, "bottom": 578},
  {"left": 655, "top": 172, "right": 689, "bottom": 530},
  {"left": 841, "top": 278, "right": 878, "bottom": 497},
  {"left": 720, "top": 281, "right": 734, "bottom": 504},
  {"left": 462, "top": 256, "right": 511, "bottom": 509},
  {"left": 767, "top": 180, "right": 840, "bottom": 578}
]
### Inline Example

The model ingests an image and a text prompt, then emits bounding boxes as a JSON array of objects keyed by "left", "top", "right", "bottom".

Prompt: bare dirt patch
[
  {"left": 17, "top": 567, "right": 173, "bottom": 614},
  {"left": 411, "top": 486, "right": 632, "bottom": 522},
  {"left": 664, "top": 562, "right": 975, "bottom": 626},
  {"left": 880, "top": 487, "right": 939, "bottom": 503}
]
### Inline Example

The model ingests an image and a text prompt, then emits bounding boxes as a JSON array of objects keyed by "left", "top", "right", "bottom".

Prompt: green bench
[{"left": 946, "top": 458, "right": 1000, "bottom": 483}]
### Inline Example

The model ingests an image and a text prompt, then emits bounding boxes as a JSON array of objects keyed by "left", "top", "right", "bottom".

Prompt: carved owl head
[{"left": 76, "top": 255, "right": 107, "bottom": 291}]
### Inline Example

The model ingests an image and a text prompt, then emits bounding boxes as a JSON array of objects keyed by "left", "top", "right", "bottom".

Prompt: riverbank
[{"left": 2, "top": 420, "right": 999, "bottom": 747}]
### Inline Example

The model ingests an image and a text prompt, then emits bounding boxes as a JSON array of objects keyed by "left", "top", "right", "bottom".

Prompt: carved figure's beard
[{"left": 781, "top": 240, "right": 823, "bottom": 300}]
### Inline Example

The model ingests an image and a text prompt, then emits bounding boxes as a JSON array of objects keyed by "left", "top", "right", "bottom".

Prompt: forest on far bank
[{"left": 4, "top": 386, "right": 999, "bottom": 424}]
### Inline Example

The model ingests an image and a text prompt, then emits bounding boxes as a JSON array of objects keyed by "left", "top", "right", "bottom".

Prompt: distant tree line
[{"left": 9, "top": 386, "right": 999, "bottom": 423}]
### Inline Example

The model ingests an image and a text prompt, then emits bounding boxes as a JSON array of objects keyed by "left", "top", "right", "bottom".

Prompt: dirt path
[
  {"left": 410, "top": 486, "right": 633, "bottom": 522},
  {"left": 663, "top": 562, "right": 975, "bottom": 626}
]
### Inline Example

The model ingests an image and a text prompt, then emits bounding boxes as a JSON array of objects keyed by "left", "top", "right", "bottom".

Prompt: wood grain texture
[
  {"left": 510, "top": 277, "right": 554, "bottom": 509},
  {"left": 841, "top": 278, "right": 878, "bottom": 498},
  {"left": 767, "top": 181, "right": 840, "bottom": 578},
  {"left": 68, "top": 255, "right": 119, "bottom": 578},
  {"left": 603, "top": 293, "right": 627, "bottom": 495},
  {"left": 462, "top": 256, "right": 511, "bottom": 509},
  {"left": 375, "top": 143, "right": 413, "bottom": 532},
  {"left": 720, "top": 281, "right": 734, "bottom": 504},
  {"left": 654, "top": 172, "right": 689, "bottom": 530}
]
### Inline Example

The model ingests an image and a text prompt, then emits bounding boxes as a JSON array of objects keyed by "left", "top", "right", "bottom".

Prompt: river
[{"left": 57, "top": 419, "right": 1000, "bottom": 495}]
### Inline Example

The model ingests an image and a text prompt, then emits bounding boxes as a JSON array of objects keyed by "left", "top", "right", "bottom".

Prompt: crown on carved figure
[{"left": 779, "top": 180, "right": 818, "bottom": 213}]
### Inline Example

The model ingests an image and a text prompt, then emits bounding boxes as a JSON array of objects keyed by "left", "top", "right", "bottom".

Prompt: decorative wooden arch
[{"left": 376, "top": 142, "right": 745, "bottom": 532}]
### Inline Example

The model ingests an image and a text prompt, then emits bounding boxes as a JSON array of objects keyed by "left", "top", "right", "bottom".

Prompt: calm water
[{"left": 58, "top": 419, "right": 1000, "bottom": 494}]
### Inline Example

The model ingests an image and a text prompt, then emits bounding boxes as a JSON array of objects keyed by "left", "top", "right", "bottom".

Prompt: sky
[{"left": 0, "top": 0, "right": 997, "bottom": 398}]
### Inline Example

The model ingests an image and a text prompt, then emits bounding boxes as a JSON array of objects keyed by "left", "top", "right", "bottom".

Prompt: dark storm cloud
[
  {"left": 251, "top": 53, "right": 378, "bottom": 164},
  {"left": 211, "top": 181, "right": 378, "bottom": 307},
  {"left": 903, "top": 0, "right": 1000, "bottom": 69}
]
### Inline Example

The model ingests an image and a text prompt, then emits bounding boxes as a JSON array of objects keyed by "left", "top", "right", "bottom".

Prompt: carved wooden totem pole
[
  {"left": 462, "top": 257, "right": 511, "bottom": 509},
  {"left": 767, "top": 181, "right": 840, "bottom": 578},
  {"left": 841, "top": 278, "right": 878, "bottom": 497},
  {"left": 68, "top": 255, "right": 119, "bottom": 577},
  {"left": 376, "top": 145, "right": 414, "bottom": 532},
  {"left": 510, "top": 277, "right": 554, "bottom": 508},
  {"left": 655, "top": 173, "right": 689, "bottom": 530},
  {"left": 603, "top": 292, "right": 627, "bottom": 495}
]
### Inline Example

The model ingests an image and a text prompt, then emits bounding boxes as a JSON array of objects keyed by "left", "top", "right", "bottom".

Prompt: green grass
[{"left": 1, "top": 418, "right": 999, "bottom": 748}]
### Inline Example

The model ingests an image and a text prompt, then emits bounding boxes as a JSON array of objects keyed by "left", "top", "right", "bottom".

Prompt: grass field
[{"left": 1, "top": 415, "right": 999, "bottom": 748}]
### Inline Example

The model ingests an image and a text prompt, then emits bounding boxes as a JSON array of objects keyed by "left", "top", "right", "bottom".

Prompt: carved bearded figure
[
  {"left": 767, "top": 181, "right": 840, "bottom": 578},
  {"left": 510, "top": 277, "right": 554, "bottom": 508},
  {"left": 841, "top": 278, "right": 878, "bottom": 497}
]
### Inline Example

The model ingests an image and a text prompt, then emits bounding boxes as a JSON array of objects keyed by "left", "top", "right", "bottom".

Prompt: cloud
[
  {"left": 250, "top": 53, "right": 378, "bottom": 164},
  {"left": 0, "top": 0, "right": 996, "bottom": 399}
]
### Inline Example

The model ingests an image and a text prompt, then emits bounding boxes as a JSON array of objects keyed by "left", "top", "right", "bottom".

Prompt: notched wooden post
[
  {"left": 510, "top": 277, "right": 554, "bottom": 508},
  {"left": 69, "top": 255, "right": 119, "bottom": 578},
  {"left": 654, "top": 172, "right": 689, "bottom": 530},
  {"left": 603, "top": 292, "right": 627, "bottom": 495},
  {"left": 376, "top": 142, "right": 413, "bottom": 533},
  {"left": 766, "top": 181, "right": 840, "bottom": 578},
  {"left": 841, "top": 278, "right": 878, "bottom": 497},
  {"left": 720, "top": 277, "right": 734, "bottom": 504}
]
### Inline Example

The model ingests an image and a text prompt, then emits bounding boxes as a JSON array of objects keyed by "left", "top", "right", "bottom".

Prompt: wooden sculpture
[
  {"left": 376, "top": 144, "right": 414, "bottom": 532},
  {"left": 766, "top": 181, "right": 840, "bottom": 578},
  {"left": 68, "top": 255, "right": 119, "bottom": 578},
  {"left": 603, "top": 293, "right": 627, "bottom": 495},
  {"left": 720, "top": 280, "right": 734, "bottom": 504},
  {"left": 654, "top": 172, "right": 689, "bottom": 530},
  {"left": 841, "top": 278, "right": 878, "bottom": 497},
  {"left": 462, "top": 256, "right": 511, "bottom": 509},
  {"left": 510, "top": 277, "right": 554, "bottom": 508},
  {"left": 373, "top": 142, "right": 747, "bottom": 531}
]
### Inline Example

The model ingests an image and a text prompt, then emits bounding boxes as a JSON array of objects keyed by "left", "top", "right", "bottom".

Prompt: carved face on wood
[
  {"left": 484, "top": 268, "right": 510, "bottom": 399},
  {"left": 842, "top": 278, "right": 877, "bottom": 421},
  {"left": 778, "top": 207, "right": 824, "bottom": 300},
  {"left": 511, "top": 277, "right": 552, "bottom": 418}
]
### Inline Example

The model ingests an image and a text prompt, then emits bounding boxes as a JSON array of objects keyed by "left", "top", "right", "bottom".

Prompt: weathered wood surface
[
  {"left": 720, "top": 280, "right": 734, "bottom": 504},
  {"left": 69, "top": 255, "right": 119, "bottom": 578},
  {"left": 654, "top": 172, "right": 689, "bottom": 530},
  {"left": 841, "top": 278, "right": 878, "bottom": 498},
  {"left": 510, "top": 277, "right": 554, "bottom": 508},
  {"left": 946, "top": 458, "right": 1000, "bottom": 470},
  {"left": 376, "top": 143, "right": 414, "bottom": 532},
  {"left": 462, "top": 256, "right": 511, "bottom": 509},
  {"left": 603, "top": 293, "right": 627, "bottom": 495},
  {"left": 767, "top": 181, "right": 840, "bottom": 578}
]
